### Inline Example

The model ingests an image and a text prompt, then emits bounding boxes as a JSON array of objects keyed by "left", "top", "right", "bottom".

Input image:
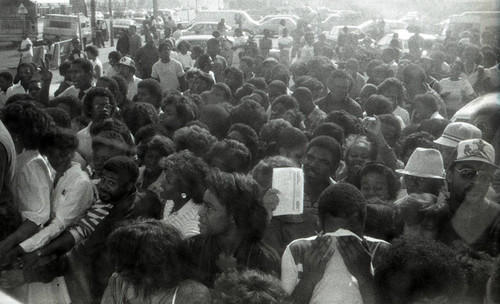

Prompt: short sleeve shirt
[{"left": 151, "top": 59, "right": 185, "bottom": 93}]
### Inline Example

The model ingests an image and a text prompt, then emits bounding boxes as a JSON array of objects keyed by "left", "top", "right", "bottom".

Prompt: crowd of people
[{"left": 0, "top": 10, "right": 499, "bottom": 304}]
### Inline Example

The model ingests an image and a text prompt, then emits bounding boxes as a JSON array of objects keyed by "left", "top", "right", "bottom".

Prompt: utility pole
[
  {"left": 108, "top": 0, "right": 114, "bottom": 46},
  {"left": 153, "top": 0, "right": 158, "bottom": 18},
  {"left": 90, "top": 0, "right": 96, "bottom": 45}
]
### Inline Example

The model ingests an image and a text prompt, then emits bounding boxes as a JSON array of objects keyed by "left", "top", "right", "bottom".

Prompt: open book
[{"left": 272, "top": 168, "right": 304, "bottom": 216}]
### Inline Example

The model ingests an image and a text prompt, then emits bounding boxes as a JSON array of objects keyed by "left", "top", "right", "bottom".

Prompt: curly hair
[
  {"left": 213, "top": 269, "right": 291, "bottom": 304},
  {"left": 39, "top": 127, "right": 78, "bottom": 155},
  {"left": 89, "top": 118, "right": 134, "bottom": 147},
  {"left": 205, "top": 139, "right": 252, "bottom": 173},
  {"left": 246, "top": 77, "right": 268, "bottom": 92},
  {"left": 227, "top": 123, "right": 260, "bottom": 163},
  {"left": 83, "top": 86, "right": 116, "bottom": 118},
  {"left": 378, "top": 77, "right": 405, "bottom": 105},
  {"left": 311, "top": 123, "right": 345, "bottom": 146},
  {"left": 122, "top": 102, "right": 158, "bottom": 135},
  {"left": 137, "top": 135, "right": 174, "bottom": 164},
  {"left": 325, "top": 110, "right": 361, "bottom": 137},
  {"left": 199, "top": 105, "right": 231, "bottom": 140},
  {"left": 317, "top": 182, "right": 366, "bottom": 228},
  {"left": 345, "top": 134, "right": 378, "bottom": 162},
  {"left": 229, "top": 99, "right": 268, "bottom": 134},
  {"left": 91, "top": 130, "right": 134, "bottom": 157},
  {"left": 49, "top": 95, "right": 83, "bottom": 118},
  {"left": 107, "top": 219, "right": 196, "bottom": 295},
  {"left": 45, "top": 107, "right": 71, "bottom": 129},
  {"left": 158, "top": 150, "right": 209, "bottom": 204},
  {"left": 138, "top": 79, "right": 163, "bottom": 109},
  {"left": 173, "top": 125, "right": 217, "bottom": 158},
  {"left": 206, "top": 170, "right": 268, "bottom": 242},
  {"left": 134, "top": 123, "right": 170, "bottom": 146},
  {"left": 161, "top": 94, "right": 198, "bottom": 128},
  {"left": 354, "top": 162, "right": 400, "bottom": 201},
  {"left": 364, "top": 95, "right": 394, "bottom": 117},
  {"left": 400, "top": 131, "right": 435, "bottom": 161},
  {"left": 375, "top": 237, "right": 466, "bottom": 304},
  {"left": 1, "top": 100, "right": 52, "bottom": 150},
  {"left": 259, "top": 119, "right": 292, "bottom": 157}
]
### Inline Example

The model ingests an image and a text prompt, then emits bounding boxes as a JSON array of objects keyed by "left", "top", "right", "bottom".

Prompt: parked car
[
  {"left": 377, "top": 29, "right": 438, "bottom": 53},
  {"left": 326, "top": 25, "right": 363, "bottom": 42},
  {"left": 181, "top": 22, "right": 232, "bottom": 36},
  {"left": 43, "top": 14, "right": 92, "bottom": 45},
  {"left": 113, "top": 19, "right": 142, "bottom": 37},
  {"left": 175, "top": 34, "right": 234, "bottom": 50},
  {"left": 321, "top": 11, "right": 363, "bottom": 31},
  {"left": 246, "top": 16, "right": 297, "bottom": 36},
  {"left": 258, "top": 14, "right": 299, "bottom": 24}
]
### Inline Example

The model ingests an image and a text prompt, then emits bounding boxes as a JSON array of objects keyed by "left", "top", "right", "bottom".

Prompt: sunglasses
[{"left": 455, "top": 167, "right": 493, "bottom": 182}]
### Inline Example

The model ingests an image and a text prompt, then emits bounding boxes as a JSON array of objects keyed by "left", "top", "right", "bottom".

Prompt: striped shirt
[{"left": 68, "top": 185, "right": 111, "bottom": 244}]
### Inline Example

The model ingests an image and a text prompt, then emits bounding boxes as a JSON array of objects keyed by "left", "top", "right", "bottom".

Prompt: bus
[{"left": 0, "top": 0, "right": 70, "bottom": 44}]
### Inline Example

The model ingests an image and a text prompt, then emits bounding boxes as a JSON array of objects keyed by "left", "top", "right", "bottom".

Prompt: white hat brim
[{"left": 395, "top": 169, "right": 446, "bottom": 179}]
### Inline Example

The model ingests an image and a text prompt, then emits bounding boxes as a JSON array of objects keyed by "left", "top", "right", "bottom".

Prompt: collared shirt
[
  {"left": 13, "top": 150, "right": 53, "bottom": 226},
  {"left": 6, "top": 82, "right": 28, "bottom": 99},
  {"left": 19, "top": 162, "right": 94, "bottom": 252},
  {"left": 316, "top": 93, "right": 363, "bottom": 118},
  {"left": 76, "top": 122, "right": 93, "bottom": 165},
  {"left": 126, "top": 75, "right": 142, "bottom": 100},
  {"left": 305, "top": 106, "right": 327, "bottom": 132},
  {"left": 151, "top": 59, "right": 185, "bottom": 93}
]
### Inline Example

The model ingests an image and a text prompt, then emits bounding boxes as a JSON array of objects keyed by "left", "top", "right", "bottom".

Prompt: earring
[{"left": 181, "top": 193, "right": 187, "bottom": 199}]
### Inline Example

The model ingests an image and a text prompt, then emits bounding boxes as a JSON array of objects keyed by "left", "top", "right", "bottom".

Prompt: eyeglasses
[
  {"left": 93, "top": 103, "right": 112, "bottom": 111},
  {"left": 455, "top": 167, "right": 493, "bottom": 182}
]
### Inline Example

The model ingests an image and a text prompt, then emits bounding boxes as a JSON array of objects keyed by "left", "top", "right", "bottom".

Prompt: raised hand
[
  {"left": 337, "top": 236, "right": 372, "bottom": 283},
  {"left": 303, "top": 232, "right": 335, "bottom": 282}
]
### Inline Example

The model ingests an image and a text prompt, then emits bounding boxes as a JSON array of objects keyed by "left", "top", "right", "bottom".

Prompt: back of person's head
[
  {"left": 364, "top": 95, "right": 394, "bottom": 116},
  {"left": 278, "top": 126, "right": 308, "bottom": 152},
  {"left": 1, "top": 100, "right": 51, "bottom": 150},
  {"left": 325, "top": 110, "right": 360, "bottom": 137},
  {"left": 365, "top": 59, "right": 383, "bottom": 79},
  {"left": 270, "top": 64, "right": 290, "bottom": 85},
  {"left": 138, "top": 79, "right": 163, "bottom": 109},
  {"left": 161, "top": 94, "right": 198, "bottom": 130},
  {"left": 84, "top": 45, "right": 99, "bottom": 57},
  {"left": 268, "top": 80, "right": 287, "bottom": 96},
  {"left": 206, "top": 139, "right": 252, "bottom": 173},
  {"left": 271, "top": 95, "right": 299, "bottom": 112},
  {"left": 90, "top": 117, "right": 134, "bottom": 147},
  {"left": 135, "top": 123, "right": 170, "bottom": 145},
  {"left": 377, "top": 77, "right": 405, "bottom": 105},
  {"left": 259, "top": 119, "right": 292, "bottom": 156},
  {"left": 317, "top": 183, "right": 366, "bottom": 230},
  {"left": 378, "top": 114, "right": 402, "bottom": 143},
  {"left": 107, "top": 219, "right": 193, "bottom": 294},
  {"left": 290, "top": 60, "right": 309, "bottom": 79},
  {"left": 400, "top": 131, "right": 436, "bottom": 162},
  {"left": 97, "top": 76, "right": 119, "bottom": 99},
  {"left": 91, "top": 129, "right": 134, "bottom": 158},
  {"left": 307, "top": 56, "right": 336, "bottom": 83},
  {"left": 39, "top": 127, "right": 79, "bottom": 155},
  {"left": 108, "top": 51, "right": 122, "bottom": 62},
  {"left": 230, "top": 98, "right": 268, "bottom": 134},
  {"left": 227, "top": 123, "right": 260, "bottom": 163},
  {"left": 415, "top": 93, "right": 439, "bottom": 114},
  {"left": 371, "top": 64, "right": 395, "bottom": 85},
  {"left": 137, "top": 135, "right": 174, "bottom": 166},
  {"left": 311, "top": 122, "right": 345, "bottom": 146},
  {"left": 246, "top": 77, "right": 268, "bottom": 92},
  {"left": 173, "top": 125, "right": 217, "bottom": 158},
  {"left": 375, "top": 237, "right": 466, "bottom": 304},
  {"left": 123, "top": 102, "right": 158, "bottom": 135},
  {"left": 418, "top": 118, "right": 450, "bottom": 139},
  {"left": 211, "top": 82, "right": 232, "bottom": 103},
  {"left": 402, "top": 63, "right": 426, "bottom": 84},
  {"left": 206, "top": 170, "right": 267, "bottom": 241},
  {"left": 111, "top": 74, "right": 128, "bottom": 99},
  {"left": 5, "top": 93, "right": 35, "bottom": 106},
  {"left": 213, "top": 269, "right": 291, "bottom": 304},
  {"left": 102, "top": 155, "right": 139, "bottom": 184},
  {"left": 234, "top": 83, "right": 256, "bottom": 104},
  {"left": 199, "top": 104, "right": 230, "bottom": 139},
  {"left": 251, "top": 89, "right": 270, "bottom": 111},
  {"left": 46, "top": 107, "right": 71, "bottom": 128}
]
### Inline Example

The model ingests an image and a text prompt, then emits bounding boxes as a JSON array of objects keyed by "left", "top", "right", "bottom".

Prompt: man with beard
[
  {"left": 303, "top": 136, "right": 342, "bottom": 212},
  {"left": 439, "top": 139, "right": 500, "bottom": 257}
]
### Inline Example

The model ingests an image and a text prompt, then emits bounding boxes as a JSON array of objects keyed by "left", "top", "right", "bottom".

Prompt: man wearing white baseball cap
[
  {"left": 434, "top": 122, "right": 482, "bottom": 169},
  {"left": 395, "top": 148, "right": 446, "bottom": 204},
  {"left": 118, "top": 56, "right": 142, "bottom": 101},
  {"left": 440, "top": 138, "right": 500, "bottom": 257}
]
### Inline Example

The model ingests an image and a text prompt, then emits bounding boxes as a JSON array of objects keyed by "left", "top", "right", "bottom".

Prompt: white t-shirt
[
  {"left": 20, "top": 38, "right": 33, "bottom": 62},
  {"left": 126, "top": 75, "right": 142, "bottom": 100},
  {"left": 151, "top": 59, "right": 185, "bottom": 93},
  {"left": 281, "top": 229, "right": 387, "bottom": 304},
  {"left": 171, "top": 52, "right": 194, "bottom": 70},
  {"left": 439, "top": 77, "right": 475, "bottom": 111}
]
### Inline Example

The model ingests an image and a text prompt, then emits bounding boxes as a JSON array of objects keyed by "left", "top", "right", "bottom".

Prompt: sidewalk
[{"left": 49, "top": 42, "right": 116, "bottom": 97}]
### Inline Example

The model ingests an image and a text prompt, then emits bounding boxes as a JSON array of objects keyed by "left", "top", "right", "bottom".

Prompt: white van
[
  {"left": 194, "top": 10, "right": 258, "bottom": 29},
  {"left": 43, "top": 14, "right": 92, "bottom": 44}
]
